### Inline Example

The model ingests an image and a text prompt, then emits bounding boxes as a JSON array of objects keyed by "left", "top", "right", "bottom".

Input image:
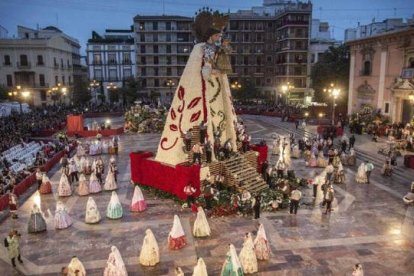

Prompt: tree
[
  {"left": 0, "top": 85, "right": 8, "bottom": 100},
  {"left": 311, "top": 44, "right": 350, "bottom": 108},
  {"left": 72, "top": 80, "right": 92, "bottom": 105},
  {"left": 119, "top": 77, "right": 144, "bottom": 106},
  {"left": 232, "top": 78, "right": 259, "bottom": 101}
]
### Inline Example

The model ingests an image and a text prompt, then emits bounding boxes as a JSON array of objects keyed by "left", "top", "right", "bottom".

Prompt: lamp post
[
  {"left": 165, "top": 79, "right": 175, "bottom": 103},
  {"left": 89, "top": 79, "right": 100, "bottom": 104},
  {"left": 281, "top": 82, "right": 294, "bottom": 106},
  {"left": 48, "top": 83, "right": 67, "bottom": 105},
  {"left": 8, "top": 85, "right": 31, "bottom": 113},
  {"left": 106, "top": 82, "right": 118, "bottom": 103},
  {"left": 323, "top": 83, "right": 341, "bottom": 126}
]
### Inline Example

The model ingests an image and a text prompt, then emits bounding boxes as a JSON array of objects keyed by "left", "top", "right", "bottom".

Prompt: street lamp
[
  {"left": 90, "top": 79, "right": 100, "bottom": 104},
  {"left": 8, "top": 85, "right": 30, "bottom": 113},
  {"left": 48, "top": 83, "right": 67, "bottom": 105},
  {"left": 231, "top": 81, "right": 242, "bottom": 90},
  {"left": 281, "top": 82, "right": 294, "bottom": 105},
  {"left": 165, "top": 79, "right": 176, "bottom": 103},
  {"left": 323, "top": 83, "right": 341, "bottom": 125}
]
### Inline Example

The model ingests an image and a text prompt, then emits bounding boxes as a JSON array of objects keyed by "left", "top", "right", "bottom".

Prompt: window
[
  {"left": 153, "top": 34, "right": 158, "bottom": 42},
  {"left": 166, "top": 34, "right": 171, "bottom": 42},
  {"left": 141, "top": 56, "right": 146, "bottom": 64},
  {"left": 266, "top": 56, "right": 272, "bottom": 62},
  {"left": 54, "top": 57, "right": 58, "bottom": 66},
  {"left": 167, "top": 67, "right": 172, "bottom": 76},
  {"left": 167, "top": 56, "right": 172, "bottom": 65},
  {"left": 109, "top": 69, "right": 117, "bottom": 81},
  {"left": 55, "top": 76, "right": 59, "bottom": 86},
  {"left": 244, "top": 68, "right": 248, "bottom": 75},
  {"left": 37, "top": 55, "right": 44, "bottom": 65},
  {"left": 166, "top": 45, "right": 171, "bottom": 53},
  {"left": 40, "top": 90, "right": 47, "bottom": 101},
  {"left": 20, "top": 55, "right": 28, "bottom": 66},
  {"left": 108, "top": 53, "right": 116, "bottom": 65},
  {"left": 6, "top": 75, "right": 12, "bottom": 87},
  {"left": 39, "top": 74, "right": 45, "bottom": 86},
  {"left": 4, "top": 55, "right": 11, "bottom": 65},
  {"left": 141, "top": 67, "right": 146, "bottom": 76},
  {"left": 177, "top": 33, "right": 189, "bottom": 42},
  {"left": 142, "top": 79, "right": 147, "bottom": 87},
  {"left": 140, "top": 45, "right": 146, "bottom": 53},
  {"left": 154, "top": 68, "right": 159, "bottom": 76},
  {"left": 93, "top": 46, "right": 101, "bottom": 50},
  {"left": 244, "top": 56, "right": 248, "bottom": 65},
  {"left": 139, "top": 22, "right": 145, "bottom": 30},
  {"left": 61, "top": 58, "right": 64, "bottom": 68},
  {"left": 94, "top": 69, "right": 102, "bottom": 80},
  {"left": 166, "top": 22, "right": 171, "bottom": 30},
  {"left": 62, "top": 76, "right": 65, "bottom": 85},
  {"left": 153, "top": 22, "right": 158, "bottom": 31},
  {"left": 123, "top": 69, "right": 132, "bottom": 79},
  {"left": 363, "top": 60, "right": 371, "bottom": 76},
  {"left": 123, "top": 52, "right": 131, "bottom": 64},
  {"left": 384, "top": 102, "right": 390, "bottom": 114},
  {"left": 153, "top": 45, "right": 158, "bottom": 53},
  {"left": 93, "top": 54, "right": 101, "bottom": 65},
  {"left": 67, "top": 60, "right": 70, "bottom": 67},
  {"left": 140, "top": 34, "right": 145, "bottom": 42},
  {"left": 154, "top": 79, "right": 159, "bottom": 87},
  {"left": 154, "top": 56, "right": 159, "bottom": 64}
]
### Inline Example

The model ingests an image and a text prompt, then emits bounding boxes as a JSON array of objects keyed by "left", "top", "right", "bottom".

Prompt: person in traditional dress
[
  {"left": 84, "top": 157, "right": 92, "bottom": 175},
  {"left": 39, "top": 173, "right": 52, "bottom": 194},
  {"left": 95, "top": 157, "right": 105, "bottom": 184},
  {"left": 106, "top": 191, "right": 123, "bottom": 219},
  {"left": 272, "top": 136, "right": 280, "bottom": 155},
  {"left": 317, "top": 151, "right": 328, "bottom": 167},
  {"left": 8, "top": 189, "right": 18, "bottom": 219},
  {"left": 104, "top": 164, "right": 118, "bottom": 191},
  {"left": 254, "top": 223, "right": 271, "bottom": 261},
  {"left": 28, "top": 204, "right": 47, "bottom": 233},
  {"left": 130, "top": 184, "right": 147, "bottom": 212},
  {"left": 85, "top": 197, "right": 101, "bottom": 224},
  {"left": 168, "top": 215, "right": 187, "bottom": 250},
  {"left": 355, "top": 162, "right": 368, "bottom": 184},
  {"left": 109, "top": 157, "right": 118, "bottom": 182},
  {"left": 283, "top": 140, "right": 292, "bottom": 168},
  {"left": 139, "top": 229, "right": 160, "bottom": 266},
  {"left": 54, "top": 201, "right": 72, "bottom": 229},
  {"left": 193, "top": 206, "right": 211, "bottom": 237},
  {"left": 67, "top": 256, "right": 86, "bottom": 276},
  {"left": 221, "top": 244, "right": 243, "bottom": 276},
  {"left": 89, "top": 172, "right": 102, "bottom": 194},
  {"left": 352, "top": 263, "right": 364, "bottom": 276},
  {"left": 103, "top": 246, "right": 128, "bottom": 276},
  {"left": 77, "top": 173, "right": 90, "bottom": 196},
  {"left": 58, "top": 173, "right": 72, "bottom": 197},
  {"left": 308, "top": 152, "right": 318, "bottom": 167},
  {"left": 68, "top": 159, "right": 79, "bottom": 184},
  {"left": 239, "top": 233, "right": 258, "bottom": 274},
  {"left": 291, "top": 143, "right": 300, "bottom": 159},
  {"left": 193, "top": 257, "right": 208, "bottom": 276},
  {"left": 5, "top": 230, "right": 23, "bottom": 267},
  {"left": 175, "top": 267, "right": 185, "bottom": 276}
]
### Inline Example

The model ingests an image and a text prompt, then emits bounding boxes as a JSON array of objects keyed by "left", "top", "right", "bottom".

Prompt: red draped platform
[
  {"left": 129, "top": 145, "right": 268, "bottom": 200},
  {"left": 130, "top": 152, "right": 201, "bottom": 200},
  {"left": 67, "top": 127, "right": 124, "bottom": 137}
]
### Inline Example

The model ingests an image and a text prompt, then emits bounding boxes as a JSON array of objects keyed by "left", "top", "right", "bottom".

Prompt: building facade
[
  {"left": 310, "top": 19, "right": 340, "bottom": 65},
  {"left": 86, "top": 28, "right": 136, "bottom": 103},
  {"left": 345, "top": 17, "right": 414, "bottom": 42},
  {"left": 346, "top": 28, "right": 414, "bottom": 123},
  {"left": 133, "top": 15, "right": 193, "bottom": 103},
  {"left": 0, "top": 25, "right": 80, "bottom": 106}
]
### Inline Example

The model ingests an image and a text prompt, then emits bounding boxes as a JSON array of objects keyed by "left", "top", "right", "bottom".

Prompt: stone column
[
  {"left": 377, "top": 49, "right": 387, "bottom": 110},
  {"left": 347, "top": 51, "right": 356, "bottom": 115}
]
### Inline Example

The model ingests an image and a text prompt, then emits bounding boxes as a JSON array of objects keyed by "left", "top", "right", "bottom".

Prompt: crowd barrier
[
  {"left": 0, "top": 147, "right": 74, "bottom": 211},
  {"left": 67, "top": 127, "right": 124, "bottom": 137}
]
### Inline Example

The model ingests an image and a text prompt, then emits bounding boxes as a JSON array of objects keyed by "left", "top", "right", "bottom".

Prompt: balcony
[
  {"left": 36, "top": 62, "right": 45, "bottom": 66},
  {"left": 401, "top": 68, "right": 414, "bottom": 79},
  {"left": 17, "top": 62, "right": 31, "bottom": 69}
]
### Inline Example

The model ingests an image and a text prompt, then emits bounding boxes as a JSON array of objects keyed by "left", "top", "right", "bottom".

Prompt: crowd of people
[{"left": 124, "top": 103, "right": 166, "bottom": 133}]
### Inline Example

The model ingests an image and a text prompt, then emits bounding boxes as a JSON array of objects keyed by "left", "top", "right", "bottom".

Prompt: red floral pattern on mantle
[{"left": 160, "top": 80, "right": 205, "bottom": 151}]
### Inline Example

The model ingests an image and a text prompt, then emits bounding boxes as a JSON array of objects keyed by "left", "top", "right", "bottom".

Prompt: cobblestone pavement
[{"left": 0, "top": 115, "right": 413, "bottom": 276}]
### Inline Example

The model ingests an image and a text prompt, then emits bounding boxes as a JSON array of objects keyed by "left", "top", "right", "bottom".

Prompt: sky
[{"left": 1, "top": 0, "right": 413, "bottom": 55}]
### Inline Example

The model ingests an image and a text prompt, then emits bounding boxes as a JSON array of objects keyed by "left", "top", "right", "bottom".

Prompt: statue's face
[{"left": 210, "top": 33, "right": 222, "bottom": 43}]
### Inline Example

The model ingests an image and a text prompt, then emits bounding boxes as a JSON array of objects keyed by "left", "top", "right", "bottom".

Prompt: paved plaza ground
[{"left": 0, "top": 115, "right": 413, "bottom": 275}]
